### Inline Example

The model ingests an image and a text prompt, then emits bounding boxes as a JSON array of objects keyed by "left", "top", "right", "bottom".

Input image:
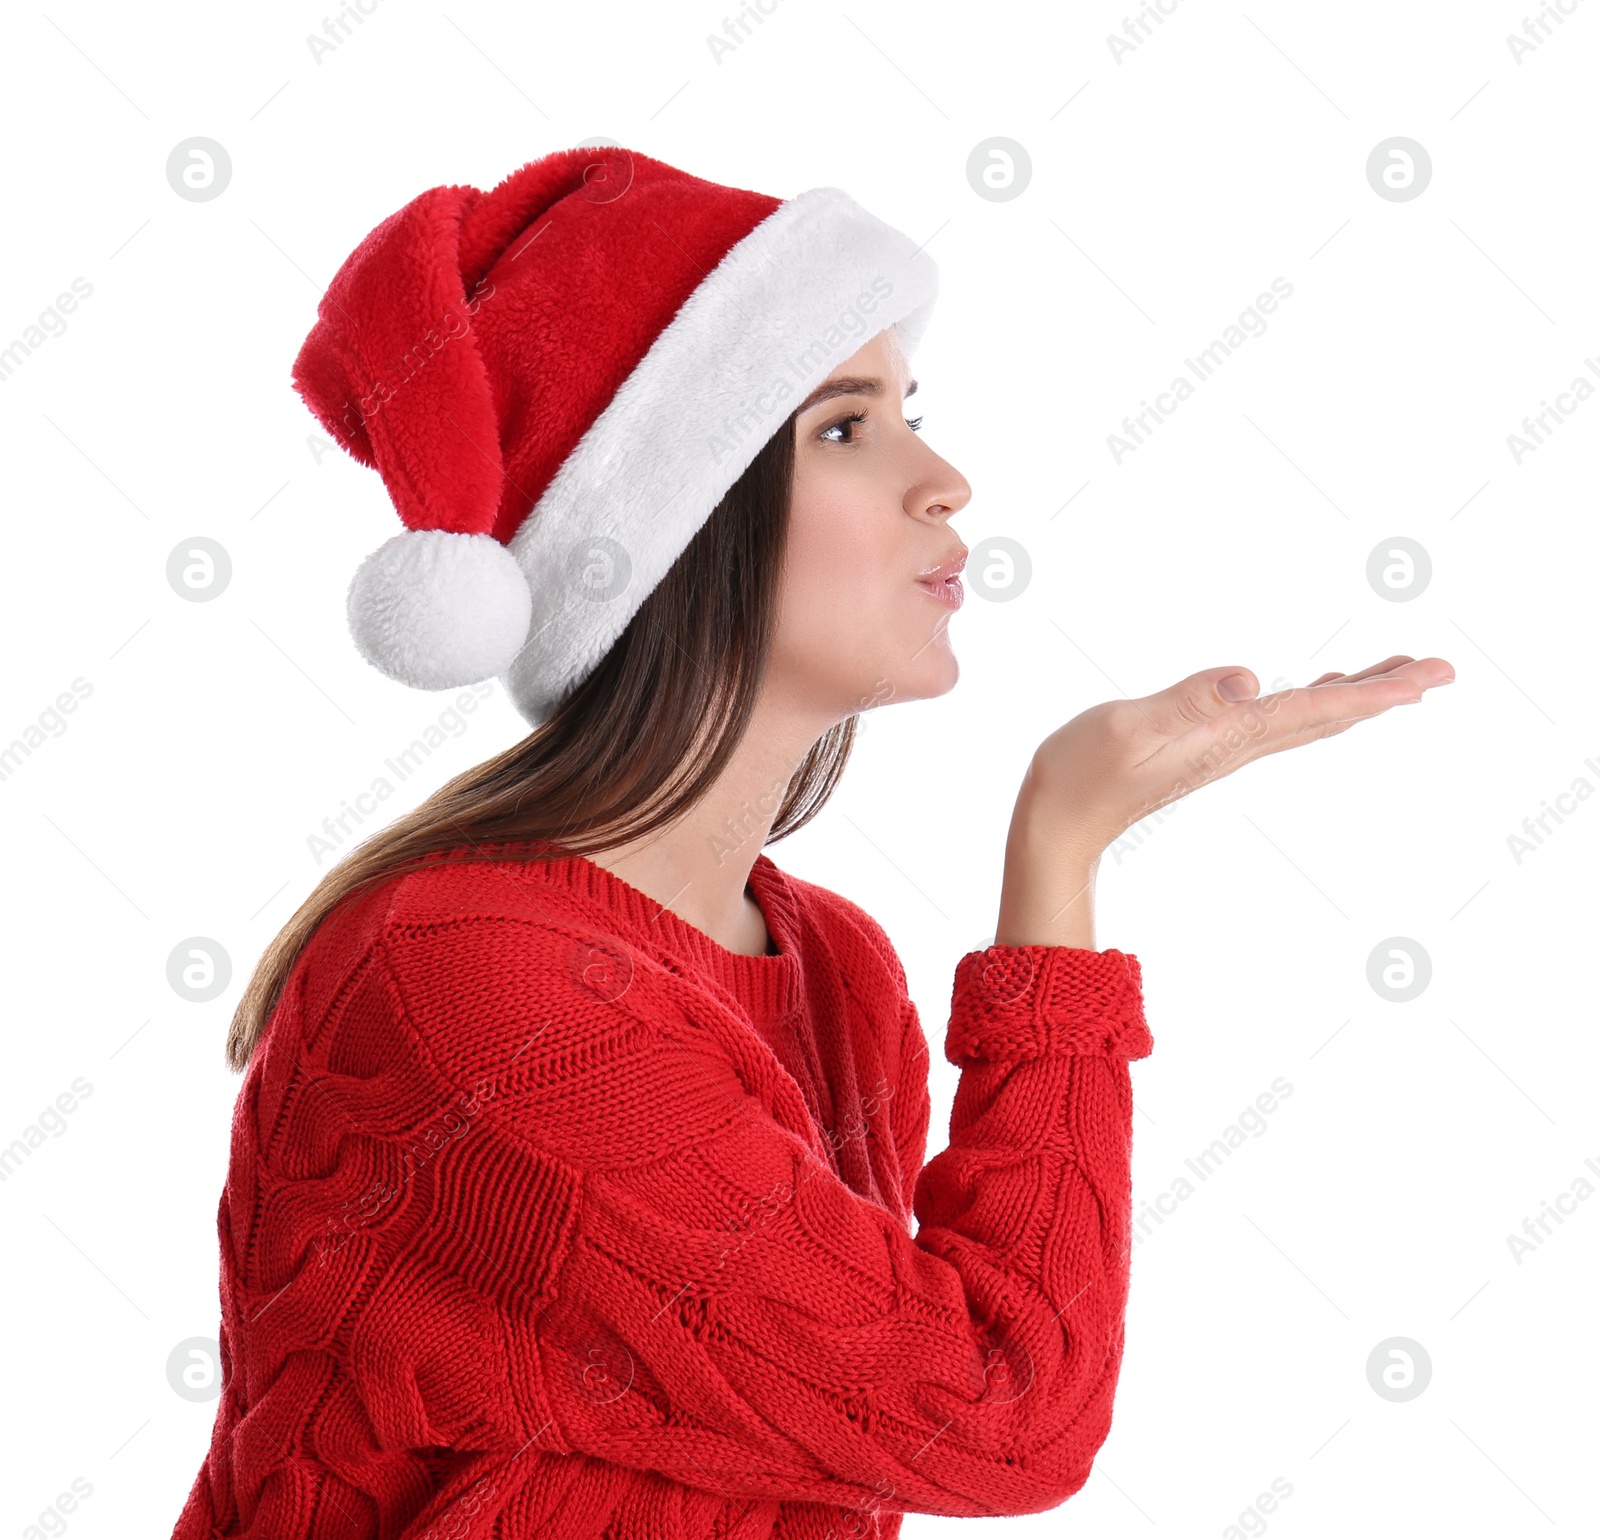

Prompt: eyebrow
[{"left": 797, "top": 375, "right": 919, "bottom": 414}]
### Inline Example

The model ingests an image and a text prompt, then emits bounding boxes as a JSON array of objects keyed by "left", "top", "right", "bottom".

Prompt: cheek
[{"left": 784, "top": 490, "right": 903, "bottom": 638}]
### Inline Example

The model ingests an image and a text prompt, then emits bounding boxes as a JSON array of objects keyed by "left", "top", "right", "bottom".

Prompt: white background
[{"left": 1, "top": 2, "right": 1596, "bottom": 1536}]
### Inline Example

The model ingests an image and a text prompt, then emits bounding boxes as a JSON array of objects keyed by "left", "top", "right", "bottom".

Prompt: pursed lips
[{"left": 914, "top": 548, "right": 967, "bottom": 610}]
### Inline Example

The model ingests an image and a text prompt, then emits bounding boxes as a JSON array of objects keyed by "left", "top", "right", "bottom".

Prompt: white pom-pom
[{"left": 346, "top": 529, "right": 533, "bottom": 690}]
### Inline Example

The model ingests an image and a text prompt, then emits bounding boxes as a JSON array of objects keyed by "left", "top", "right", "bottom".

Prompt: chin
[
  {"left": 920, "top": 652, "right": 961, "bottom": 700},
  {"left": 874, "top": 639, "right": 959, "bottom": 708}
]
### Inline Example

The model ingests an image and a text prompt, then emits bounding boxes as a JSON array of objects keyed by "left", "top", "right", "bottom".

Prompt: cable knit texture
[{"left": 170, "top": 840, "right": 1153, "bottom": 1539}]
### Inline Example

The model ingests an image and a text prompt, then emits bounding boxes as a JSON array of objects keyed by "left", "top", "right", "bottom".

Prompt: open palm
[{"left": 1024, "top": 654, "right": 1456, "bottom": 859}]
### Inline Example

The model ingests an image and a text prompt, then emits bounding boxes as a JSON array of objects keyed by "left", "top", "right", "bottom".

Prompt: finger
[
  {"left": 1136, "top": 659, "right": 1452, "bottom": 779},
  {"left": 1275, "top": 658, "right": 1453, "bottom": 718},
  {"left": 1307, "top": 655, "right": 1413, "bottom": 688},
  {"left": 1162, "top": 675, "right": 1419, "bottom": 780},
  {"left": 1381, "top": 656, "right": 1455, "bottom": 689},
  {"left": 1273, "top": 658, "right": 1454, "bottom": 736},
  {"left": 1138, "top": 666, "right": 1262, "bottom": 736},
  {"left": 1133, "top": 666, "right": 1387, "bottom": 773},
  {"left": 1247, "top": 708, "right": 1377, "bottom": 761},
  {"left": 1276, "top": 671, "right": 1450, "bottom": 743},
  {"left": 1138, "top": 658, "right": 1454, "bottom": 800},
  {"left": 1332, "top": 654, "right": 1415, "bottom": 684},
  {"left": 1158, "top": 707, "right": 1368, "bottom": 793}
]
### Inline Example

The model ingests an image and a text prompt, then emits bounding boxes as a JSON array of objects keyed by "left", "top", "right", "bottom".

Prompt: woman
[{"left": 171, "top": 146, "right": 1452, "bottom": 1538}]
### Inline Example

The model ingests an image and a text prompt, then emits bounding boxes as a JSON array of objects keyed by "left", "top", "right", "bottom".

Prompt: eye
[
  {"left": 819, "top": 408, "right": 925, "bottom": 445},
  {"left": 820, "top": 409, "right": 868, "bottom": 445}
]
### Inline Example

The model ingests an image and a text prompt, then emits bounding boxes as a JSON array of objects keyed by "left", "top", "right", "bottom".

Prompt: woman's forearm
[{"left": 995, "top": 783, "right": 1104, "bottom": 950}]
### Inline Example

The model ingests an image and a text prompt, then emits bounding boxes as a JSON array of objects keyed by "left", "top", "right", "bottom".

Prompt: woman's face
[{"left": 768, "top": 327, "right": 971, "bottom": 723}]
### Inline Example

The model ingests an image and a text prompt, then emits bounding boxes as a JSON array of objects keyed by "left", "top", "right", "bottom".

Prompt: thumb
[{"left": 1143, "top": 666, "right": 1260, "bottom": 733}]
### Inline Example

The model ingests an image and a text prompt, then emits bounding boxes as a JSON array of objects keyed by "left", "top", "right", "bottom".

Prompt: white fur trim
[
  {"left": 503, "top": 185, "right": 938, "bottom": 726},
  {"left": 347, "top": 529, "right": 533, "bottom": 690}
]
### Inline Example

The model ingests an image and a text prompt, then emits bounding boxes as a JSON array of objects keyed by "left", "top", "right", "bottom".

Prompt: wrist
[
  {"left": 994, "top": 859, "right": 1098, "bottom": 949},
  {"left": 997, "top": 825, "right": 1101, "bottom": 951},
  {"left": 1006, "top": 778, "right": 1110, "bottom": 873}
]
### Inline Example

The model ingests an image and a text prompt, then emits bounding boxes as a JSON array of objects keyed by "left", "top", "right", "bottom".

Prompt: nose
[{"left": 910, "top": 456, "right": 971, "bottom": 524}]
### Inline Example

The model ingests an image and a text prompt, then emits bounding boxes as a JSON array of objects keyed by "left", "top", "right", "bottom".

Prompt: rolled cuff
[{"left": 945, "top": 945, "right": 1153, "bottom": 1066}]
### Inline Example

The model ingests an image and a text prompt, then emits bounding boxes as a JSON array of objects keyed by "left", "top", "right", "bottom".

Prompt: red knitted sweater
[{"left": 170, "top": 841, "right": 1153, "bottom": 1539}]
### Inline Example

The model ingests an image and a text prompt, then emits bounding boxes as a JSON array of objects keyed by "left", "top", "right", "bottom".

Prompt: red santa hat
[{"left": 291, "top": 144, "right": 939, "bottom": 727}]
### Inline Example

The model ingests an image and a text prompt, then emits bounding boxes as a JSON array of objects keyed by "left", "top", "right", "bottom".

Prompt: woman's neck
[{"left": 583, "top": 699, "right": 826, "bottom": 955}]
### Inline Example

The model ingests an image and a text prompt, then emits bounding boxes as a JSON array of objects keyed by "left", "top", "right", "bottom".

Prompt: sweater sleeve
[
  {"left": 889, "top": 994, "right": 933, "bottom": 1227},
  {"left": 369, "top": 914, "right": 1152, "bottom": 1520}
]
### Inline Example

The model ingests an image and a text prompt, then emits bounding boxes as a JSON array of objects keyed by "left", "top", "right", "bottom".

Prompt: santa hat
[{"left": 292, "top": 144, "right": 939, "bottom": 727}]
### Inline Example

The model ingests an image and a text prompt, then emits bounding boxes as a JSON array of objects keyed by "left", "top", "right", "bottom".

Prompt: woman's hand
[{"left": 994, "top": 655, "right": 1456, "bottom": 949}]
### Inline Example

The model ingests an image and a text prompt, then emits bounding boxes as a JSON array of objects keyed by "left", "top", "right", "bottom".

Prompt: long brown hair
[{"left": 226, "top": 409, "right": 853, "bottom": 1072}]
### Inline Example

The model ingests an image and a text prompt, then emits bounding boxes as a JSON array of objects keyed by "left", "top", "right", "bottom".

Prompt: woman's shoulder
[
  {"left": 294, "top": 849, "right": 612, "bottom": 1003},
  {"left": 282, "top": 851, "right": 679, "bottom": 1094}
]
